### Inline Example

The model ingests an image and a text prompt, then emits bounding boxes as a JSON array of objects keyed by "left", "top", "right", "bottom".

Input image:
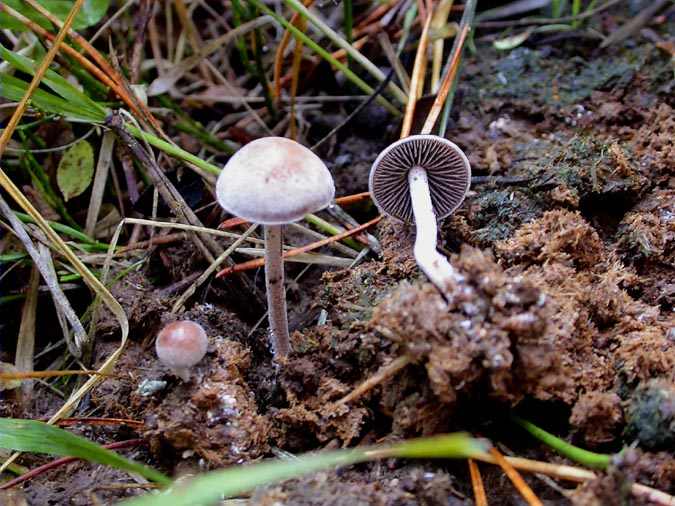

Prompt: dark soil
[{"left": 2, "top": 4, "right": 674, "bottom": 506}]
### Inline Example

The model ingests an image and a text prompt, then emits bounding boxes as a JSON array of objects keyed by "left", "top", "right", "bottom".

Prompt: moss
[
  {"left": 462, "top": 44, "right": 665, "bottom": 111},
  {"left": 469, "top": 189, "right": 543, "bottom": 245},
  {"left": 625, "top": 380, "right": 675, "bottom": 450}
]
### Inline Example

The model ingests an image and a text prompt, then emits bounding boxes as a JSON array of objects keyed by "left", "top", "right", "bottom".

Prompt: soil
[{"left": 1, "top": 4, "right": 674, "bottom": 506}]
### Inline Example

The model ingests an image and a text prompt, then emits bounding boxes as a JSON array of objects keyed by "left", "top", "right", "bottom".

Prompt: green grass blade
[
  {"left": 14, "top": 211, "right": 109, "bottom": 249},
  {"left": 0, "top": 43, "right": 108, "bottom": 121},
  {"left": 0, "top": 418, "right": 171, "bottom": 484},
  {"left": 247, "top": 0, "right": 400, "bottom": 116},
  {"left": 120, "top": 433, "right": 484, "bottom": 506},
  {"left": 0, "top": 73, "right": 105, "bottom": 123},
  {"left": 124, "top": 123, "right": 222, "bottom": 175},
  {"left": 0, "top": 252, "right": 28, "bottom": 263},
  {"left": 0, "top": 0, "right": 110, "bottom": 31},
  {"left": 343, "top": 0, "right": 352, "bottom": 47},
  {"left": 284, "top": 0, "right": 407, "bottom": 104},
  {"left": 122, "top": 449, "right": 364, "bottom": 506},
  {"left": 365, "top": 433, "right": 486, "bottom": 459},
  {"left": 512, "top": 415, "right": 612, "bottom": 469}
]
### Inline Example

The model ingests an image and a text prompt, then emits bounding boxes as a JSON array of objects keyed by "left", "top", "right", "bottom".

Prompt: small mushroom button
[{"left": 155, "top": 320, "right": 208, "bottom": 381}]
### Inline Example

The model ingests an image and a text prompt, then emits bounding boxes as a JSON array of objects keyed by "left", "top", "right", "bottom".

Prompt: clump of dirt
[
  {"left": 570, "top": 392, "right": 624, "bottom": 449},
  {"left": 616, "top": 188, "right": 674, "bottom": 309},
  {"left": 570, "top": 448, "right": 675, "bottom": 505},
  {"left": 628, "top": 104, "right": 675, "bottom": 185},
  {"left": 375, "top": 219, "right": 420, "bottom": 281},
  {"left": 251, "top": 464, "right": 469, "bottom": 506},
  {"left": 540, "top": 137, "right": 649, "bottom": 232},
  {"left": 491, "top": 209, "right": 674, "bottom": 442},
  {"left": 502, "top": 213, "right": 653, "bottom": 339},
  {"left": 497, "top": 209, "right": 605, "bottom": 268},
  {"left": 143, "top": 336, "right": 271, "bottom": 467},
  {"left": 24, "top": 458, "right": 149, "bottom": 505},
  {"left": 92, "top": 304, "right": 271, "bottom": 468},
  {"left": 617, "top": 189, "right": 674, "bottom": 264},
  {"left": 274, "top": 341, "right": 372, "bottom": 449},
  {"left": 97, "top": 270, "right": 168, "bottom": 338},
  {"left": 372, "top": 245, "right": 563, "bottom": 407},
  {"left": 614, "top": 327, "right": 675, "bottom": 387}
]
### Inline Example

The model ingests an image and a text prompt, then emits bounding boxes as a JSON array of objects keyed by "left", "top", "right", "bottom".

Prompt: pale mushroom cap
[
  {"left": 216, "top": 137, "right": 335, "bottom": 225},
  {"left": 156, "top": 320, "right": 208, "bottom": 370},
  {"left": 369, "top": 135, "right": 471, "bottom": 223}
]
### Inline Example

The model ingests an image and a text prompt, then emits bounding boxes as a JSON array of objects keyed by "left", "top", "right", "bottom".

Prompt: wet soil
[{"left": 3, "top": 8, "right": 675, "bottom": 506}]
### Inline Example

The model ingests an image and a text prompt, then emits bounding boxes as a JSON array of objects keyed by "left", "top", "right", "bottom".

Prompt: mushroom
[
  {"left": 369, "top": 134, "right": 471, "bottom": 295},
  {"left": 156, "top": 320, "right": 208, "bottom": 381},
  {"left": 216, "top": 137, "right": 335, "bottom": 359}
]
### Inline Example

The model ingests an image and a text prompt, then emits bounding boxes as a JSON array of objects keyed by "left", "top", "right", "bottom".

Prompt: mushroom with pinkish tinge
[
  {"left": 215, "top": 137, "right": 335, "bottom": 360},
  {"left": 155, "top": 320, "right": 208, "bottom": 381}
]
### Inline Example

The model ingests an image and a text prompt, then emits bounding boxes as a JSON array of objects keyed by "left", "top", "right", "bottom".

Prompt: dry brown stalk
[
  {"left": 468, "top": 459, "right": 488, "bottom": 506},
  {"left": 489, "top": 448, "right": 543, "bottom": 506}
]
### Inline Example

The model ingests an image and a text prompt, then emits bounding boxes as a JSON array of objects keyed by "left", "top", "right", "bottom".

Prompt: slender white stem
[
  {"left": 264, "top": 224, "right": 290, "bottom": 358},
  {"left": 408, "top": 166, "right": 463, "bottom": 295}
]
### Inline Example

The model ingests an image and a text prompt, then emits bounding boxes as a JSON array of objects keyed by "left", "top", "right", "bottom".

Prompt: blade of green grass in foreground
[
  {"left": 121, "top": 433, "right": 486, "bottom": 506},
  {"left": 512, "top": 415, "right": 612, "bottom": 469},
  {"left": 0, "top": 418, "right": 170, "bottom": 484}
]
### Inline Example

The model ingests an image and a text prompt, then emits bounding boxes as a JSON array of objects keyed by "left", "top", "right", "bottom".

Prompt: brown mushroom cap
[
  {"left": 216, "top": 137, "right": 335, "bottom": 225},
  {"left": 155, "top": 320, "right": 208, "bottom": 370},
  {"left": 369, "top": 135, "right": 471, "bottom": 223}
]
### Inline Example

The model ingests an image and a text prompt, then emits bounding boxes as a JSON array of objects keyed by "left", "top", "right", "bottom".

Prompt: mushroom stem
[
  {"left": 264, "top": 224, "right": 291, "bottom": 358},
  {"left": 173, "top": 367, "right": 191, "bottom": 382},
  {"left": 408, "top": 166, "right": 463, "bottom": 295}
]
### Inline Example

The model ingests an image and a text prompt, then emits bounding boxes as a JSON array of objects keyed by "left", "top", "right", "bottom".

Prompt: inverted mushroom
[
  {"left": 369, "top": 134, "right": 471, "bottom": 295},
  {"left": 216, "top": 137, "right": 335, "bottom": 359}
]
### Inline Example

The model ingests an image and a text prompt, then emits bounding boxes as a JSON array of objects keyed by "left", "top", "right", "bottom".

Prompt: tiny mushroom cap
[
  {"left": 369, "top": 135, "right": 471, "bottom": 223},
  {"left": 216, "top": 137, "right": 335, "bottom": 224},
  {"left": 156, "top": 320, "right": 208, "bottom": 380}
]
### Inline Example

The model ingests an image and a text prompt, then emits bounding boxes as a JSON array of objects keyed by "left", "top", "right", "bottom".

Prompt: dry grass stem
[
  {"left": 400, "top": 13, "right": 432, "bottom": 138},
  {"left": 488, "top": 448, "right": 543, "bottom": 506},
  {"left": 15, "top": 266, "right": 39, "bottom": 398},
  {"left": 335, "top": 355, "right": 412, "bottom": 405},
  {"left": 468, "top": 459, "right": 488, "bottom": 506},
  {"left": 172, "top": 224, "right": 259, "bottom": 313},
  {"left": 420, "top": 23, "right": 469, "bottom": 135}
]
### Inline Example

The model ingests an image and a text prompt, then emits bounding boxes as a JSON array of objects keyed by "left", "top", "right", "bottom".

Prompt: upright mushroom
[
  {"left": 369, "top": 134, "right": 471, "bottom": 295},
  {"left": 156, "top": 320, "right": 208, "bottom": 381},
  {"left": 216, "top": 137, "right": 335, "bottom": 359}
]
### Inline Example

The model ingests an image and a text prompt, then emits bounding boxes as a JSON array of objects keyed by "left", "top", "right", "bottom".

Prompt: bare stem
[
  {"left": 264, "top": 224, "right": 290, "bottom": 358},
  {"left": 408, "top": 166, "right": 463, "bottom": 296}
]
